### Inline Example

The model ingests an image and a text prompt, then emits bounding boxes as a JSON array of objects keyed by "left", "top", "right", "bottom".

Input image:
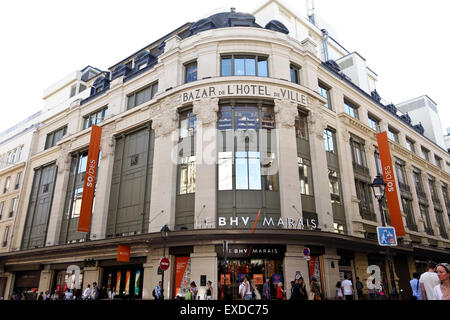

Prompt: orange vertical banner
[
  {"left": 77, "top": 125, "right": 102, "bottom": 232},
  {"left": 376, "top": 131, "right": 406, "bottom": 236}
]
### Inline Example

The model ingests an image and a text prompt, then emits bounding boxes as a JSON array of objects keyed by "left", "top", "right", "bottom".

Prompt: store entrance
[{"left": 217, "top": 244, "right": 286, "bottom": 300}]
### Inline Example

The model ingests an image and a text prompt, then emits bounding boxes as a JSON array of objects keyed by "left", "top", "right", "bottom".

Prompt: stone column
[
  {"left": 82, "top": 266, "right": 101, "bottom": 292},
  {"left": 45, "top": 143, "right": 72, "bottom": 246},
  {"left": 90, "top": 124, "right": 116, "bottom": 240},
  {"left": 38, "top": 266, "right": 53, "bottom": 295},
  {"left": 193, "top": 98, "right": 218, "bottom": 229},
  {"left": 335, "top": 127, "right": 364, "bottom": 237},
  {"left": 308, "top": 108, "right": 334, "bottom": 232},
  {"left": 149, "top": 95, "right": 180, "bottom": 233},
  {"left": 274, "top": 99, "right": 303, "bottom": 224},
  {"left": 283, "top": 245, "right": 310, "bottom": 300},
  {"left": 190, "top": 245, "right": 218, "bottom": 300},
  {"left": 301, "top": 58, "right": 319, "bottom": 92},
  {"left": 142, "top": 248, "right": 173, "bottom": 300},
  {"left": 321, "top": 248, "right": 341, "bottom": 299}
]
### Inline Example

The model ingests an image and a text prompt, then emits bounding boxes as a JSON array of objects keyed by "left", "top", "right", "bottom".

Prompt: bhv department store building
[{"left": 0, "top": 3, "right": 449, "bottom": 300}]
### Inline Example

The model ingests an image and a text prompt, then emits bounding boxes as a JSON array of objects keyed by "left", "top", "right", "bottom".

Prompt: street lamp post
[
  {"left": 371, "top": 174, "right": 399, "bottom": 300},
  {"left": 160, "top": 224, "right": 170, "bottom": 300}
]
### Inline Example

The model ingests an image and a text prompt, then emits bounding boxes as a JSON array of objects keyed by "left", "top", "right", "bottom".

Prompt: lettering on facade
[
  {"left": 196, "top": 216, "right": 317, "bottom": 230},
  {"left": 182, "top": 83, "right": 308, "bottom": 106}
]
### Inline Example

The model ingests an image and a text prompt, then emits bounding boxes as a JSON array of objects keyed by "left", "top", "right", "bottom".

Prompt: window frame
[
  {"left": 318, "top": 81, "right": 332, "bottom": 110},
  {"left": 83, "top": 106, "right": 108, "bottom": 129},
  {"left": 127, "top": 81, "right": 158, "bottom": 110},
  {"left": 387, "top": 126, "right": 399, "bottom": 143},
  {"left": 290, "top": 63, "right": 301, "bottom": 84},
  {"left": 220, "top": 54, "right": 269, "bottom": 77},
  {"left": 368, "top": 114, "right": 380, "bottom": 132},
  {"left": 45, "top": 125, "right": 68, "bottom": 150},
  {"left": 344, "top": 98, "right": 359, "bottom": 119},
  {"left": 405, "top": 137, "right": 415, "bottom": 153},
  {"left": 184, "top": 60, "right": 198, "bottom": 84}
]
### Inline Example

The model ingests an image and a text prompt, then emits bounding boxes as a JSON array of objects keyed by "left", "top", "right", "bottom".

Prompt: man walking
[
  {"left": 263, "top": 278, "right": 271, "bottom": 300},
  {"left": 420, "top": 261, "right": 440, "bottom": 300},
  {"left": 355, "top": 277, "right": 364, "bottom": 300},
  {"left": 341, "top": 274, "right": 354, "bottom": 300},
  {"left": 83, "top": 284, "right": 92, "bottom": 300},
  {"left": 91, "top": 282, "right": 100, "bottom": 300},
  {"left": 154, "top": 281, "right": 164, "bottom": 300}
]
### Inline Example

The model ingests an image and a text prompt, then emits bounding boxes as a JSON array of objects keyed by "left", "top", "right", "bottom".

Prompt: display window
[{"left": 102, "top": 265, "right": 143, "bottom": 299}]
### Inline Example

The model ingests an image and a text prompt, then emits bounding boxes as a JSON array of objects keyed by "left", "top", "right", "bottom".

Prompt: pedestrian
[
  {"left": 289, "top": 281, "right": 295, "bottom": 300},
  {"left": 108, "top": 287, "right": 116, "bottom": 300},
  {"left": 44, "top": 290, "right": 51, "bottom": 300},
  {"left": 83, "top": 284, "right": 92, "bottom": 300},
  {"left": 65, "top": 289, "right": 73, "bottom": 300},
  {"left": 291, "top": 279, "right": 300, "bottom": 300},
  {"left": 335, "top": 281, "right": 344, "bottom": 300},
  {"left": 310, "top": 276, "right": 322, "bottom": 300},
  {"left": 341, "top": 274, "right": 354, "bottom": 300},
  {"left": 262, "top": 278, "right": 271, "bottom": 300},
  {"left": 99, "top": 285, "right": 107, "bottom": 299},
  {"left": 275, "top": 282, "right": 286, "bottom": 300},
  {"left": 154, "top": 281, "right": 164, "bottom": 300},
  {"left": 37, "top": 292, "right": 44, "bottom": 301},
  {"left": 205, "top": 281, "right": 213, "bottom": 300},
  {"left": 190, "top": 281, "right": 198, "bottom": 300},
  {"left": 298, "top": 277, "right": 308, "bottom": 300},
  {"left": 240, "top": 276, "right": 252, "bottom": 300},
  {"left": 91, "top": 282, "right": 99, "bottom": 300},
  {"left": 355, "top": 277, "right": 364, "bottom": 300},
  {"left": 433, "top": 263, "right": 450, "bottom": 300},
  {"left": 419, "top": 261, "right": 440, "bottom": 300},
  {"left": 250, "top": 279, "right": 261, "bottom": 300},
  {"left": 409, "top": 272, "right": 422, "bottom": 300},
  {"left": 51, "top": 290, "right": 59, "bottom": 300}
]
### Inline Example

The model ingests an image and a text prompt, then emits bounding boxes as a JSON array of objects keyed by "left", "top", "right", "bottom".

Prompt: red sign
[
  {"left": 117, "top": 245, "right": 131, "bottom": 262},
  {"left": 376, "top": 132, "right": 406, "bottom": 236},
  {"left": 160, "top": 257, "right": 170, "bottom": 271},
  {"left": 220, "top": 274, "right": 231, "bottom": 285},
  {"left": 253, "top": 274, "right": 264, "bottom": 285},
  {"left": 78, "top": 125, "right": 102, "bottom": 232}
]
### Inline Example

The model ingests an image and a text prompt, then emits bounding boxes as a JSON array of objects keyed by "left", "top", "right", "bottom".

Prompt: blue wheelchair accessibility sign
[{"left": 377, "top": 227, "right": 397, "bottom": 246}]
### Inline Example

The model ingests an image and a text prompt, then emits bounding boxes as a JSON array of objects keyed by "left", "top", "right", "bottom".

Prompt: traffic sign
[
  {"left": 303, "top": 247, "right": 310, "bottom": 256},
  {"left": 377, "top": 227, "right": 397, "bottom": 246},
  {"left": 160, "top": 257, "right": 170, "bottom": 271}
]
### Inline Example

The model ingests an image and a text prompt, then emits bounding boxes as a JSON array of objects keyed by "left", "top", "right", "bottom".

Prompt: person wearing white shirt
[
  {"left": 419, "top": 261, "right": 440, "bottom": 300},
  {"left": 433, "top": 263, "right": 450, "bottom": 300},
  {"left": 341, "top": 274, "right": 354, "bottom": 300},
  {"left": 83, "top": 284, "right": 92, "bottom": 300},
  {"left": 64, "top": 289, "right": 73, "bottom": 300}
]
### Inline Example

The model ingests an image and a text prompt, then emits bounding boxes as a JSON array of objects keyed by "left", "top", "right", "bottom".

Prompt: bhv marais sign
[
  {"left": 196, "top": 216, "right": 318, "bottom": 230},
  {"left": 182, "top": 83, "right": 308, "bottom": 106}
]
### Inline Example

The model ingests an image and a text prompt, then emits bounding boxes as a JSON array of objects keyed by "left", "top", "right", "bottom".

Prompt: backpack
[{"left": 152, "top": 288, "right": 156, "bottom": 298}]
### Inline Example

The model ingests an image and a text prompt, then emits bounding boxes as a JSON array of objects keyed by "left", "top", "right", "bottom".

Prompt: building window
[
  {"left": 83, "top": 107, "right": 108, "bottom": 129},
  {"left": 344, "top": 99, "right": 359, "bottom": 119},
  {"left": 355, "top": 179, "right": 375, "bottom": 221},
  {"left": 0, "top": 202, "right": 3, "bottom": 220},
  {"left": 419, "top": 204, "right": 433, "bottom": 235},
  {"left": 401, "top": 197, "right": 416, "bottom": 231},
  {"left": 70, "top": 84, "right": 77, "bottom": 98},
  {"left": 15, "top": 172, "right": 22, "bottom": 190},
  {"left": 290, "top": 64, "right": 300, "bottom": 84},
  {"left": 127, "top": 82, "right": 158, "bottom": 110},
  {"left": 184, "top": 61, "right": 197, "bottom": 83},
  {"left": 221, "top": 55, "right": 268, "bottom": 77},
  {"left": 323, "top": 129, "right": 335, "bottom": 153},
  {"left": 178, "top": 110, "right": 197, "bottom": 195},
  {"left": 4, "top": 177, "right": 11, "bottom": 193},
  {"left": 2, "top": 226, "right": 9, "bottom": 247},
  {"left": 45, "top": 126, "right": 67, "bottom": 150},
  {"left": 388, "top": 127, "right": 399, "bottom": 143},
  {"left": 394, "top": 159, "right": 407, "bottom": 186},
  {"left": 405, "top": 138, "right": 415, "bottom": 153},
  {"left": 17, "top": 146, "right": 24, "bottom": 162},
  {"left": 428, "top": 176, "right": 439, "bottom": 203},
  {"left": 333, "top": 223, "right": 345, "bottom": 234},
  {"left": 318, "top": 82, "right": 331, "bottom": 110},
  {"left": 374, "top": 149, "right": 382, "bottom": 175},
  {"left": 328, "top": 169, "right": 341, "bottom": 203},
  {"left": 295, "top": 113, "right": 308, "bottom": 140},
  {"left": 298, "top": 157, "right": 313, "bottom": 195},
  {"left": 368, "top": 115, "right": 380, "bottom": 132},
  {"left": 9, "top": 197, "right": 17, "bottom": 218},
  {"left": 421, "top": 147, "right": 429, "bottom": 161},
  {"left": 413, "top": 169, "right": 425, "bottom": 195},
  {"left": 350, "top": 139, "right": 367, "bottom": 168},
  {"left": 434, "top": 156, "right": 442, "bottom": 168}
]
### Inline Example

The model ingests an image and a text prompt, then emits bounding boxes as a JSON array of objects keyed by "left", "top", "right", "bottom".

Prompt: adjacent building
[{"left": 0, "top": 0, "right": 449, "bottom": 301}]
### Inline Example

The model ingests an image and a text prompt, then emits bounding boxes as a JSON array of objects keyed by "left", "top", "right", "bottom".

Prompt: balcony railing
[
  {"left": 352, "top": 162, "right": 370, "bottom": 177},
  {"left": 425, "top": 227, "right": 434, "bottom": 236},
  {"left": 398, "top": 182, "right": 410, "bottom": 193}
]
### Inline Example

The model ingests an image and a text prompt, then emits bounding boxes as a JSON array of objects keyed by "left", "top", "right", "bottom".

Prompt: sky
[{"left": 1, "top": 0, "right": 449, "bottom": 135}]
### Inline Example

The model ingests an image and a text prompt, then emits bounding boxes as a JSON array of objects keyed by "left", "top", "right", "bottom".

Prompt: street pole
[
  {"left": 377, "top": 198, "right": 398, "bottom": 300},
  {"left": 162, "top": 238, "right": 166, "bottom": 300}
]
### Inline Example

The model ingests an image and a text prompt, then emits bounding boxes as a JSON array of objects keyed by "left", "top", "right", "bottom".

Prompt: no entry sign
[{"left": 160, "top": 257, "right": 170, "bottom": 271}]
